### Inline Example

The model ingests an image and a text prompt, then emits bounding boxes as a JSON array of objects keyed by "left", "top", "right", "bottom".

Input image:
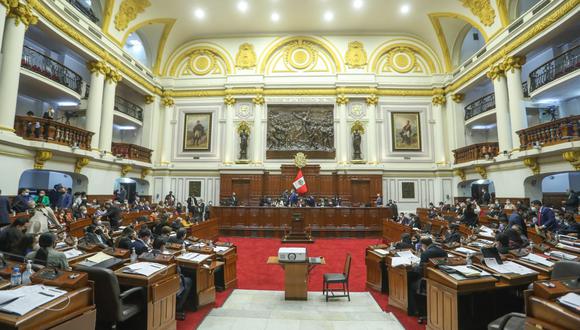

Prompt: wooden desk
[
  {"left": 365, "top": 247, "right": 388, "bottom": 292},
  {"left": 177, "top": 256, "right": 224, "bottom": 308},
  {"left": 386, "top": 255, "right": 412, "bottom": 312},
  {"left": 115, "top": 263, "right": 180, "bottom": 330},
  {"left": 525, "top": 280, "right": 580, "bottom": 330},
  {"left": 382, "top": 220, "right": 413, "bottom": 243},
  {"left": 214, "top": 246, "right": 237, "bottom": 290},
  {"left": 188, "top": 219, "right": 219, "bottom": 241},
  {"left": 267, "top": 256, "right": 324, "bottom": 300}
]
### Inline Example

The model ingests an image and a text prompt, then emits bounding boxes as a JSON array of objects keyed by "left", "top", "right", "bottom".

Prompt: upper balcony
[
  {"left": 111, "top": 142, "right": 152, "bottom": 163},
  {"left": 14, "top": 115, "right": 93, "bottom": 150},
  {"left": 517, "top": 115, "right": 579, "bottom": 150},
  {"left": 65, "top": 0, "right": 99, "bottom": 23},
  {"left": 529, "top": 45, "right": 579, "bottom": 93},
  {"left": 464, "top": 93, "right": 495, "bottom": 121},
  {"left": 115, "top": 96, "right": 144, "bottom": 122},
  {"left": 453, "top": 142, "right": 499, "bottom": 164}
]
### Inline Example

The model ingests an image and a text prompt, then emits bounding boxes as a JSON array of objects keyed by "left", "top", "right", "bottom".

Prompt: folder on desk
[
  {"left": 0, "top": 285, "right": 66, "bottom": 316},
  {"left": 123, "top": 262, "right": 166, "bottom": 276}
]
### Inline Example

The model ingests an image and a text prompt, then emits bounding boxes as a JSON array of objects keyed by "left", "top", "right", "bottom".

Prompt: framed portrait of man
[
  {"left": 391, "top": 112, "right": 421, "bottom": 151},
  {"left": 183, "top": 113, "right": 212, "bottom": 151},
  {"left": 188, "top": 181, "right": 202, "bottom": 197}
]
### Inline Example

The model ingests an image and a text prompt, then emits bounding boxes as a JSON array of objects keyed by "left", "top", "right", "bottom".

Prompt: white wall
[{"left": 542, "top": 173, "right": 570, "bottom": 192}]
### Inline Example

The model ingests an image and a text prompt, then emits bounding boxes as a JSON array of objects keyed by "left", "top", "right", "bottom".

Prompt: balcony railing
[
  {"left": 114, "top": 96, "right": 144, "bottom": 121},
  {"left": 21, "top": 46, "right": 83, "bottom": 94},
  {"left": 529, "top": 45, "right": 580, "bottom": 93},
  {"left": 517, "top": 115, "right": 580, "bottom": 150},
  {"left": 453, "top": 142, "right": 499, "bottom": 164},
  {"left": 112, "top": 142, "right": 152, "bottom": 163},
  {"left": 522, "top": 81, "right": 529, "bottom": 98},
  {"left": 14, "top": 115, "right": 93, "bottom": 150},
  {"left": 464, "top": 93, "right": 495, "bottom": 120},
  {"left": 65, "top": 0, "right": 99, "bottom": 23}
]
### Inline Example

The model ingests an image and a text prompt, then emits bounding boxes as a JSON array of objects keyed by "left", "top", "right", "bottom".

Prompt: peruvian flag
[{"left": 293, "top": 169, "right": 308, "bottom": 195}]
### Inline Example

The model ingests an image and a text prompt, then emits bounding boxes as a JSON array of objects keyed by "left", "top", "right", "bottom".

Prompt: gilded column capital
[
  {"left": 0, "top": 0, "right": 18, "bottom": 10},
  {"left": 502, "top": 55, "right": 526, "bottom": 73},
  {"left": 366, "top": 94, "right": 378, "bottom": 106},
  {"left": 336, "top": 94, "right": 349, "bottom": 105},
  {"left": 451, "top": 93, "right": 465, "bottom": 103},
  {"left": 432, "top": 93, "right": 446, "bottom": 106},
  {"left": 74, "top": 157, "right": 90, "bottom": 174},
  {"left": 120, "top": 164, "right": 133, "bottom": 177},
  {"left": 224, "top": 94, "right": 236, "bottom": 106},
  {"left": 105, "top": 68, "right": 123, "bottom": 83},
  {"left": 8, "top": 2, "right": 38, "bottom": 27},
  {"left": 144, "top": 95, "right": 155, "bottom": 104},
  {"left": 523, "top": 157, "right": 540, "bottom": 175},
  {"left": 252, "top": 94, "right": 265, "bottom": 106},
  {"left": 562, "top": 151, "right": 580, "bottom": 170},
  {"left": 453, "top": 169, "right": 466, "bottom": 181},
  {"left": 486, "top": 63, "right": 506, "bottom": 80},
  {"left": 87, "top": 60, "right": 109, "bottom": 76},
  {"left": 162, "top": 96, "right": 175, "bottom": 107},
  {"left": 34, "top": 150, "right": 52, "bottom": 169},
  {"left": 474, "top": 166, "right": 487, "bottom": 179},
  {"left": 141, "top": 168, "right": 152, "bottom": 179}
]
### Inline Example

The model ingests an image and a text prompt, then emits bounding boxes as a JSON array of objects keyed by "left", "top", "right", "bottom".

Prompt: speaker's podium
[
  {"left": 267, "top": 248, "right": 325, "bottom": 300},
  {"left": 282, "top": 213, "right": 314, "bottom": 243}
]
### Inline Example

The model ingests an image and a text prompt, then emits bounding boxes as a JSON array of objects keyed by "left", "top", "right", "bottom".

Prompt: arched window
[
  {"left": 455, "top": 26, "right": 485, "bottom": 66},
  {"left": 123, "top": 32, "right": 149, "bottom": 66}
]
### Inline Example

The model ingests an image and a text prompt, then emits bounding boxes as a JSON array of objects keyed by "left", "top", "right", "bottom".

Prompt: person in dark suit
[
  {"left": 443, "top": 223, "right": 461, "bottom": 244},
  {"left": 231, "top": 192, "right": 238, "bottom": 206},
  {"left": 558, "top": 213, "right": 579, "bottom": 236},
  {"left": 103, "top": 203, "right": 122, "bottom": 229},
  {"left": 532, "top": 200, "right": 557, "bottom": 232},
  {"left": 394, "top": 233, "right": 413, "bottom": 250},
  {"left": 375, "top": 194, "right": 383, "bottom": 207},
  {"left": 508, "top": 205, "right": 528, "bottom": 237},
  {"left": 564, "top": 190, "right": 578, "bottom": 213},
  {"left": 133, "top": 228, "right": 152, "bottom": 255},
  {"left": 0, "top": 217, "right": 29, "bottom": 254},
  {"left": 168, "top": 228, "right": 188, "bottom": 245},
  {"left": 461, "top": 203, "right": 478, "bottom": 227},
  {"left": 12, "top": 188, "right": 32, "bottom": 213},
  {"left": 84, "top": 225, "right": 111, "bottom": 248},
  {"left": 481, "top": 188, "right": 491, "bottom": 205},
  {"left": 0, "top": 189, "right": 11, "bottom": 225}
]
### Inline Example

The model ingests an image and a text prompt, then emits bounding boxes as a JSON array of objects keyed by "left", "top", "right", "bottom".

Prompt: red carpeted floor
[{"left": 177, "top": 237, "right": 425, "bottom": 330}]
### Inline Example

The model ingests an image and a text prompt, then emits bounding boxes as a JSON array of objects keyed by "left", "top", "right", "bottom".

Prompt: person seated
[
  {"left": 84, "top": 224, "right": 111, "bottom": 248},
  {"left": 133, "top": 228, "right": 152, "bottom": 255},
  {"left": 153, "top": 215, "right": 170, "bottom": 236},
  {"left": 0, "top": 217, "right": 29, "bottom": 254},
  {"left": 443, "top": 223, "right": 462, "bottom": 245},
  {"left": 504, "top": 225, "right": 527, "bottom": 250},
  {"left": 116, "top": 227, "right": 136, "bottom": 250},
  {"left": 495, "top": 232, "right": 511, "bottom": 254},
  {"left": 394, "top": 233, "right": 413, "bottom": 250},
  {"left": 151, "top": 237, "right": 192, "bottom": 320},
  {"left": 171, "top": 217, "right": 184, "bottom": 232},
  {"left": 168, "top": 228, "right": 188, "bottom": 245},
  {"left": 160, "top": 226, "right": 173, "bottom": 238},
  {"left": 497, "top": 215, "right": 509, "bottom": 232},
  {"left": 33, "top": 190, "right": 50, "bottom": 206},
  {"left": 102, "top": 202, "right": 122, "bottom": 229},
  {"left": 15, "top": 234, "right": 37, "bottom": 257},
  {"left": 486, "top": 205, "right": 503, "bottom": 219},
  {"left": 558, "top": 213, "right": 580, "bottom": 236},
  {"left": 508, "top": 205, "right": 528, "bottom": 237},
  {"left": 461, "top": 204, "right": 479, "bottom": 228},
  {"left": 26, "top": 233, "right": 69, "bottom": 270},
  {"left": 408, "top": 215, "right": 421, "bottom": 230}
]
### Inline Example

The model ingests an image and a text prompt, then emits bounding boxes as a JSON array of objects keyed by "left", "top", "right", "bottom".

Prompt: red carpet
[{"left": 177, "top": 237, "right": 424, "bottom": 330}]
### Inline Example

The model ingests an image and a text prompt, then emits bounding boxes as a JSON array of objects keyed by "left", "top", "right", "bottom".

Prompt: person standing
[
  {"left": 532, "top": 200, "right": 557, "bottom": 233},
  {"left": 231, "top": 192, "right": 238, "bottom": 206},
  {"left": 0, "top": 189, "right": 11, "bottom": 225},
  {"left": 375, "top": 194, "right": 383, "bottom": 207},
  {"left": 508, "top": 205, "right": 528, "bottom": 238},
  {"left": 12, "top": 188, "right": 32, "bottom": 213},
  {"left": 165, "top": 191, "right": 176, "bottom": 206}
]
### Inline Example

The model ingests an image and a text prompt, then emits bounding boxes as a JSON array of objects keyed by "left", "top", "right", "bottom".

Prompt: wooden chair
[{"left": 322, "top": 253, "right": 351, "bottom": 301}]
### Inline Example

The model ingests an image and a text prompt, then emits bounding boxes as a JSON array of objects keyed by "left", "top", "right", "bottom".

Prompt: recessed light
[
  {"left": 400, "top": 4, "right": 411, "bottom": 14},
  {"left": 194, "top": 8, "right": 205, "bottom": 19},
  {"left": 324, "top": 11, "right": 334, "bottom": 22},
  {"left": 271, "top": 12, "right": 280, "bottom": 22},
  {"left": 237, "top": 1, "right": 248, "bottom": 12},
  {"left": 353, "top": 0, "right": 364, "bottom": 9},
  {"left": 57, "top": 101, "right": 79, "bottom": 107}
]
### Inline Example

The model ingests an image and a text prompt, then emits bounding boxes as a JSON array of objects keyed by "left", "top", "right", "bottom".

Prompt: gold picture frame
[
  {"left": 391, "top": 112, "right": 422, "bottom": 151},
  {"left": 183, "top": 113, "right": 212, "bottom": 151}
]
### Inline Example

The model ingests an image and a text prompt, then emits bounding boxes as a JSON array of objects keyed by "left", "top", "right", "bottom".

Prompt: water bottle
[
  {"left": 73, "top": 237, "right": 78, "bottom": 249},
  {"left": 130, "top": 248, "right": 138, "bottom": 263},
  {"left": 21, "top": 260, "right": 34, "bottom": 285},
  {"left": 10, "top": 266, "right": 22, "bottom": 287},
  {"left": 181, "top": 242, "right": 187, "bottom": 254},
  {"left": 466, "top": 252, "right": 473, "bottom": 266},
  {"left": 529, "top": 241, "right": 534, "bottom": 252}
]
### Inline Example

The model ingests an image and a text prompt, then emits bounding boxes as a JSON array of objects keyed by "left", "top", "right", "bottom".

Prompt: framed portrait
[
  {"left": 401, "top": 182, "right": 416, "bottom": 199},
  {"left": 183, "top": 113, "right": 212, "bottom": 151},
  {"left": 391, "top": 112, "right": 421, "bottom": 151},
  {"left": 188, "top": 181, "right": 202, "bottom": 197}
]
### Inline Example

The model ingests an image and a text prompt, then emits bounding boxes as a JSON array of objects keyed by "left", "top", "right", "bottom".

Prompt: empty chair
[
  {"left": 551, "top": 261, "right": 580, "bottom": 280},
  {"left": 322, "top": 253, "right": 351, "bottom": 301},
  {"left": 487, "top": 312, "right": 525, "bottom": 330}
]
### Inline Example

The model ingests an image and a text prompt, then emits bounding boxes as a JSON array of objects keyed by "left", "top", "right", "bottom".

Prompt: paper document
[
  {"left": 521, "top": 254, "right": 554, "bottom": 267},
  {"left": 0, "top": 285, "right": 66, "bottom": 316},
  {"left": 55, "top": 242, "right": 68, "bottom": 249},
  {"left": 177, "top": 252, "right": 211, "bottom": 263},
  {"left": 449, "top": 265, "right": 481, "bottom": 277},
  {"left": 557, "top": 292, "right": 580, "bottom": 311},
  {"left": 484, "top": 259, "right": 537, "bottom": 275},
  {"left": 455, "top": 247, "right": 475, "bottom": 254},
  {"left": 86, "top": 252, "right": 113, "bottom": 264},
  {"left": 63, "top": 248, "right": 84, "bottom": 259},
  {"left": 545, "top": 251, "right": 576, "bottom": 261},
  {"left": 391, "top": 251, "right": 420, "bottom": 267},
  {"left": 556, "top": 243, "right": 580, "bottom": 253},
  {"left": 213, "top": 246, "right": 230, "bottom": 253},
  {"left": 373, "top": 249, "right": 389, "bottom": 256},
  {"left": 123, "top": 262, "right": 166, "bottom": 276}
]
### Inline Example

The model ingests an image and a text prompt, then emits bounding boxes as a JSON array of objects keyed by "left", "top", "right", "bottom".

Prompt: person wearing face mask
[
  {"left": 508, "top": 205, "right": 528, "bottom": 238},
  {"left": 443, "top": 223, "right": 462, "bottom": 244},
  {"left": 133, "top": 229, "right": 152, "bottom": 255},
  {"left": 116, "top": 227, "right": 136, "bottom": 250},
  {"left": 531, "top": 200, "right": 558, "bottom": 233},
  {"left": 0, "top": 217, "right": 29, "bottom": 254},
  {"left": 84, "top": 224, "right": 111, "bottom": 248},
  {"left": 33, "top": 190, "right": 50, "bottom": 206},
  {"left": 26, "top": 233, "right": 69, "bottom": 270},
  {"left": 12, "top": 188, "right": 32, "bottom": 213},
  {"left": 27, "top": 203, "right": 60, "bottom": 234},
  {"left": 558, "top": 212, "right": 579, "bottom": 236},
  {"left": 497, "top": 215, "right": 509, "bottom": 233}
]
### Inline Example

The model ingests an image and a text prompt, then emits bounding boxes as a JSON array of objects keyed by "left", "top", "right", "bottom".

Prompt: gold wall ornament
[
  {"left": 366, "top": 94, "right": 379, "bottom": 106},
  {"left": 486, "top": 63, "right": 505, "bottom": 80},
  {"left": 105, "top": 68, "right": 123, "bottom": 83},
  {"left": 120, "top": 164, "right": 133, "bottom": 177},
  {"left": 162, "top": 96, "right": 174, "bottom": 107},
  {"left": 460, "top": 0, "right": 496, "bottom": 27},
  {"left": 224, "top": 94, "right": 236, "bottom": 106},
  {"left": 562, "top": 151, "right": 580, "bottom": 170},
  {"left": 188, "top": 49, "right": 217, "bottom": 76},
  {"left": 474, "top": 166, "right": 487, "bottom": 179},
  {"left": 385, "top": 47, "right": 418, "bottom": 73},
  {"left": 283, "top": 39, "right": 318, "bottom": 70},
  {"left": 351, "top": 120, "right": 365, "bottom": 134},
  {"left": 523, "top": 157, "right": 540, "bottom": 175},
  {"left": 8, "top": 2, "right": 38, "bottom": 27},
  {"left": 114, "top": 0, "right": 151, "bottom": 31},
  {"left": 144, "top": 95, "right": 154, "bottom": 104},
  {"left": 451, "top": 93, "right": 465, "bottom": 103},
  {"left": 87, "top": 60, "right": 109, "bottom": 76},
  {"left": 0, "top": 0, "right": 18, "bottom": 10},
  {"left": 453, "top": 169, "right": 466, "bottom": 181},
  {"left": 74, "top": 157, "right": 90, "bottom": 174},
  {"left": 502, "top": 55, "right": 526, "bottom": 72},
  {"left": 294, "top": 152, "right": 307, "bottom": 169},
  {"left": 345, "top": 41, "right": 368, "bottom": 69},
  {"left": 235, "top": 43, "right": 257, "bottom": 69},
  {"left": 252, "top": 94, "right": 265, "bottom": 106},
  {"left": 237, "top": 121, "right": 251, "bottom": 135},
  {"left": 336, "top": 94, "right": 349, "bottom": 105},
  {"left": 140, "top": 168, "right": 151, "bottom": 179},
  {"left": 34, "top": 150, "right": 52, "bottom": 169},
  {"left": 432, "top": 92, "right": 446, "bottom": 106}
]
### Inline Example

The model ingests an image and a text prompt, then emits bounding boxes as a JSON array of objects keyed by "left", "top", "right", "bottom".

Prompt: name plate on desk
[{"left": 31, "top": 269, "right": 88, "bottom": 290}]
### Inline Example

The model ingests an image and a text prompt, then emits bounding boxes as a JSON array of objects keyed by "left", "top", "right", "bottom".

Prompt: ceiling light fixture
[
  {"left": 194, "top": 8, "right": 205, "bottom": 19},
  {"left": 271, "top": 12, "right": 280, "bottom": 22},
  {"left": 237, "top": 1, "right": 248, "bottom": 13},
  {"left": 400, "top": 4, "right": 411, "bottom": 14},
  {"left": 324, "top": 11, "right": 334, "bottom": 22},
  {"left": 353, "top": 0, "right": 364, "bottom": 9}
]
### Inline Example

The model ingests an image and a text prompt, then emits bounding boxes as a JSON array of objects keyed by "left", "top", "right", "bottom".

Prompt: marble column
[
  {"left": 252, "top": 94, "right": 265, "bottom": 164},
  {"left": 85, "top": 61, "right": 106, "bottom": 150},
  {"left": 448, "top": 93, "right": 466, "bottom": 160},
  {"left": 223, "top": 95, "right": 236, "bottom": 164},
  {"left": 0, "top": 3, "right": 36, "bottom": 134},
  {"left": 160, "top": 96, "right": 175, "bottom": 164},
  {"left": 98, "top": 69, "right": 122, "bottom": 153},
  {"left": 432, "top": 91, "right": 447, "bottom": 164},
  {"left": 366, "top": 95, "right": 379, "bottom": 164},
  {"left": 487, "top": 63, "right": 512, "bottom": 152},
  {"left": 337, "top": 95, "right": 349, "bottom": 164},
  {"left": 0, "top": 0, "right": 16, "bottom": 48},
  {"left": 141, "top": 95, "right": 160, "bottom": 160},
  {"left": 504, "top": 55, "right": 527, "bottom": 149}
]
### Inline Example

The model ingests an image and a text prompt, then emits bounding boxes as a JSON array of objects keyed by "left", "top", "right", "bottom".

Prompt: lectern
[
  {"left": 267, "top": 256, "right": 324, "bottom": 300},
  {"left": 282, "top": 213, "right": 314, "bottom": 243}
]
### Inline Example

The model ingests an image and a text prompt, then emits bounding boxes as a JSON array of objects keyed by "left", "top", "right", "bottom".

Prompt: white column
[
  {"left": 252, "top": 95, "right": 264, "bottom": 164},
  {"left": 0, "top": 2, "right": 9, "bottom": 48},
  {"left": 488, "top": 64, "right": 512, "bottom": 152},
  {"left": 160, "top": 97, "right": 174, "bottom": 164},
  {"left": 448, "top": 94, "right": 466, "bottom": 160},
  {"left": 504, "top": 56, "right": 527, "bottom": 149},
  {"left": 337, "top": 95, "right": 349, "bottom": 164},
  {"left": 432, "top": 92, "right": 447, "bottom": 164},
  {"left": 366, "top": 95, "right": 378, "bottom": 164},
  {"left": 98, "top": 70, "right": 121, "bottom": 153},
  {"left": 142, "top": 95, "right": 160, "bottom": 160},
  {"left": 0, "top": 3, "right": 36, "bottom": 134},
  {"left": 85, "top": 61, "right": 106, "bottom": 150},
  {"left": 223, "top": 95, "right": 235, "bottom": 164}
]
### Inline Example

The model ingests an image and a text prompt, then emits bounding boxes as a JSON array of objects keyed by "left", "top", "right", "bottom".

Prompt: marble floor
[{"left": 199, "top": 290, "right": 404, "bottom": 330}]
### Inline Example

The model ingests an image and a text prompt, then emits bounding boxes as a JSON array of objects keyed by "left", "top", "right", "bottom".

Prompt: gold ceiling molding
[
  {"left": 168, "top": 45, "right": 233, "bottom": 77},
  {"left": 87, "top": 60, "right": 109, "bottom": 76},
  {"left": 170, "top": 87, "right": 434, "bottom": 98},
  {"left": 114, "top": 0, "right": 151, "bottom": 31},
  {"left": 486, "top": 62, "right": 505, "bottom": 80},
  {"left": 453, "top": 169, "right": 466, "bottom": 181},
  {"left": 474, "top": 165, "right": 487, "bottom": 179},
  {"left": 0, "top": 0, "right": 18, "bottom": 10},
  {"left": 384, "top": 47, "right": 420, "bottom": 74},
  {"left": 371, "top": 41, "right": 438, "bottom": 75},
  {"left": 8, "top": 2, "right": 38, "bottom": 27},
  {"left": 351, "top": 120, "right": 365, "bottom": 134},
  {"left": 495, "top": 0, "right": 510, "bottom": 27},
  {"left": 224, "top": 94, "right": 236, "bottom": 106},
  {"left": 452, "top": 93, "right": 465, "bottom": 103},
  {"left": 34, "top": 150, "right": 52, "bottom": 169},
  {"left": 74, "top": 157, "right": 90, "bottom": 174},
  {"left": 345, "top": 41, "right": 368, "bottom": 69},
  {"left": 432, "top": 94, "right": 447, "bottom": 106},
  {"left": 237, "top": 121, "right": 251, "bottom": 135},
  {"left": 235, "top": 43, "right": 257, "bottom": 69},
  {"left": 141, "top": 168, "right": 151, "bottom": 179},
  {"left": 460, "top": 0, "right": 496, "bottom": 27},
  {"left": 105, "top": 68, "right": 123, "bottom": 83},
  {"left": 144, "top": 95, "right": 155, "bottom": 104},
  {"left": 121, "top": 164, "right": 133, "bottom": 177},
  {"left": 188, "top": 49, "right": 217, "bottom": 76}
]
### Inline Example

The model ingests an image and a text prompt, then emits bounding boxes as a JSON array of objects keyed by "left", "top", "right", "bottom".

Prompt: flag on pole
[{"left": 293, "top": 169, "right": 308, "bottom": 195}]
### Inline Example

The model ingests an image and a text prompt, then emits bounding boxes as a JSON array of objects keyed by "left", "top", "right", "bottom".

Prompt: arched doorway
[
  {"left": 457, "top": 179, "right": 496, "bottom": 204},
  {"left": 114, "top": 177, "right": 150, "bottom": 203},
  {"left": 524, "top": 171, "right": 580, "bottom": 207},
  {"left": 19, "top": 169, "right": 88, "bottom": 194}
]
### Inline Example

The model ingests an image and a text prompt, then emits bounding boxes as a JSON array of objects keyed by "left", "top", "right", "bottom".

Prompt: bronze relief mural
[{"left": 267, "top": 105, "right": 335, "bottom": 159}]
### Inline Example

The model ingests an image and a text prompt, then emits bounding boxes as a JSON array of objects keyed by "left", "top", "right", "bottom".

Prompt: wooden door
[
  {"left": 232, "top": 179, "right": 250, "bottom": 206},
  {"left": 351, "top": 180, "right": 370, "bottom": 206}
]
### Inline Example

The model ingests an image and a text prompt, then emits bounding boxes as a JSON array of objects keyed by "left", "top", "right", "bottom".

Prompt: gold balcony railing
[{"left": 517, "top": 115, "right": 580, "bottom": 150}]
